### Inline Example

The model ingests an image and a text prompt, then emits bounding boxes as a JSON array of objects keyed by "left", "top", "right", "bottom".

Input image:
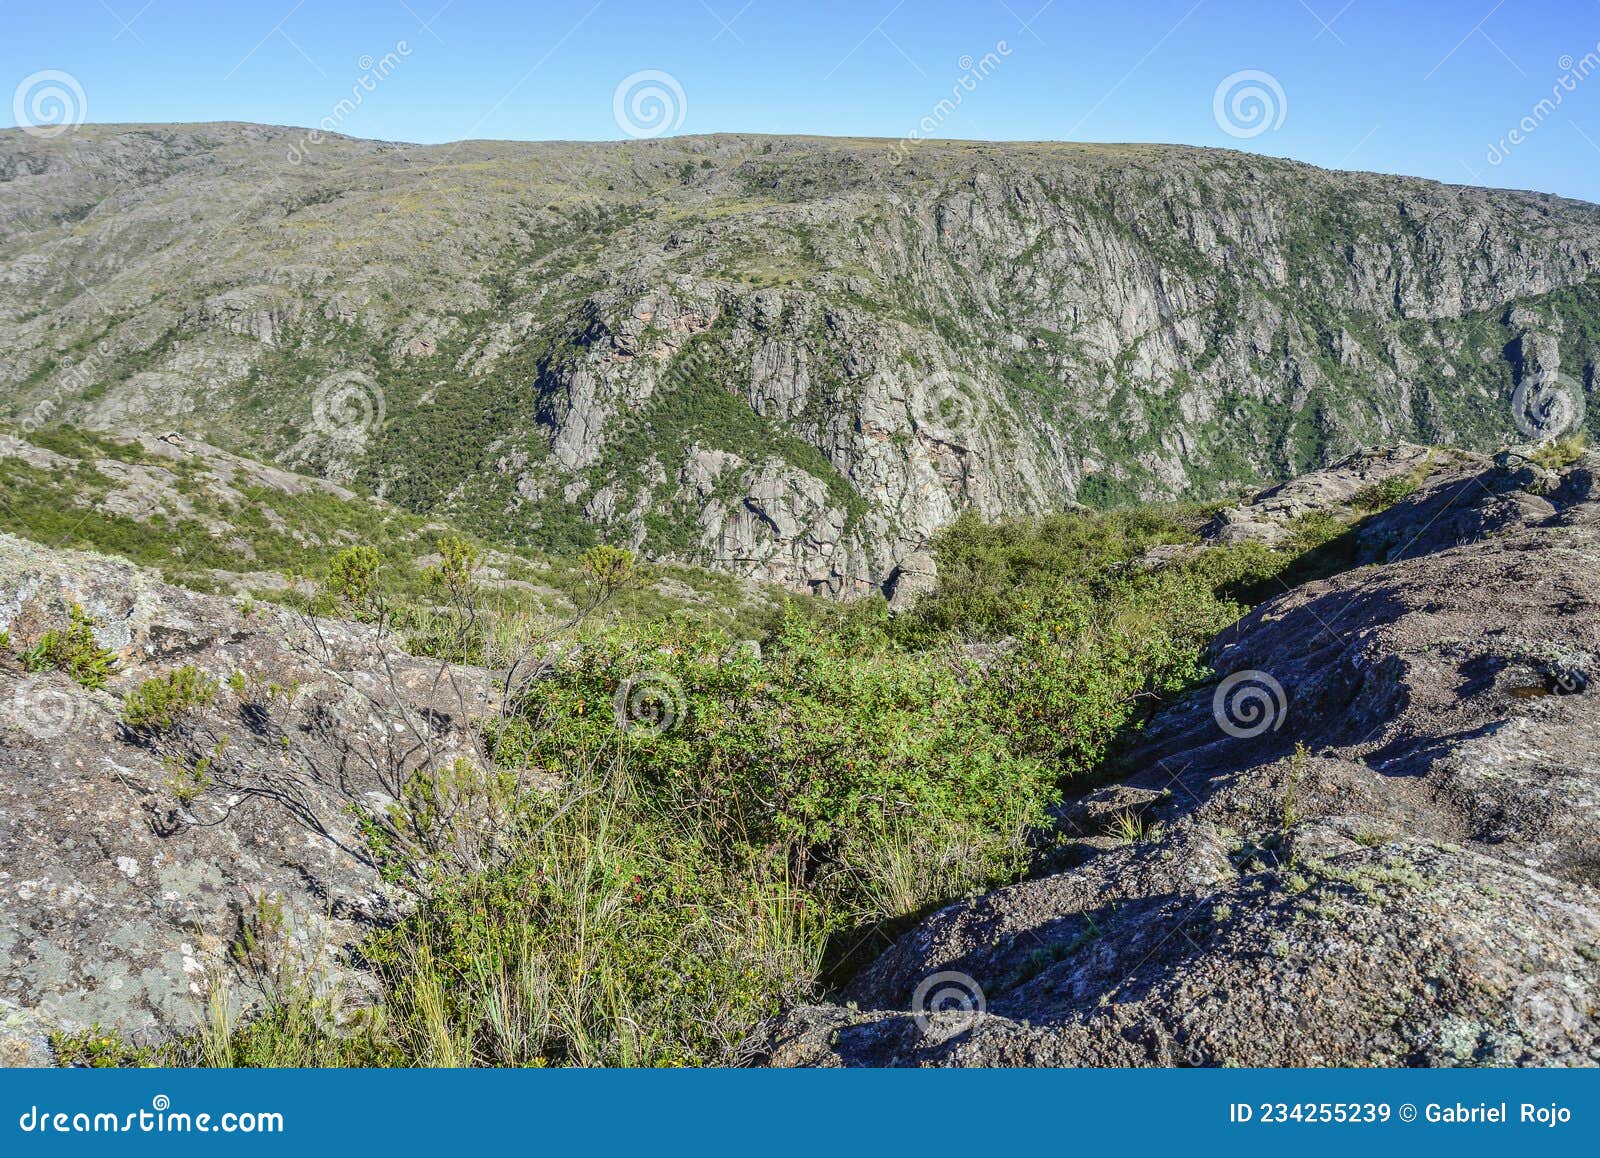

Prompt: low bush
[
  {"left": 898, "top": 504, "right": 1211, "bottom": 640},
  {"left": 358, "top": 766, "right": 822, "bottom": 1066},
  {"left": 1350, "top": 474, "right": 1418, "bottom": 513},
  {"left": 121, "top": 664, "right": 219, "bottom": 732},
  {"left": 493, "top": 614, "right": 1057, "bottom": 899},
  {"left": 19, "top": 604, "right": 118, "bottom": 690},
  {"left": 1530, "top": 432, "right": 1589, "bottom": 471},
  {"left": 323, "top": 546, "right": 384, "bottom": 622},
  {"left": 155, "top": 506, "right": 1279, "bottom": 1068}
]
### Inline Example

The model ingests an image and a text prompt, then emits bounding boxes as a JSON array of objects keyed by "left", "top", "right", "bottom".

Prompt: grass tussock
[{"left": 1529, "top": 432, "right": 1589, "bottom": 471}]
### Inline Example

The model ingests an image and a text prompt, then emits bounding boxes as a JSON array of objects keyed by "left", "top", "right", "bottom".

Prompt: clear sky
[{"left": 5, "top": 0, "right": 1600, "bottom": 202}]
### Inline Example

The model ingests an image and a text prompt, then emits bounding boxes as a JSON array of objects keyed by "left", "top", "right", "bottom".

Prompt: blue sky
[{"left": 5, "top": 1, "right": 1600, "bottom": 201}]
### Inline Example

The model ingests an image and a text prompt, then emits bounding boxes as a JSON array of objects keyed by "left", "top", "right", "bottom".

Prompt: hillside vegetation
[
  {"left": 4, "top": 127, "right": 1599, "bottom": 597},
  {"left": 13, "top": 436, "right": 1409, "bottom": 1067},
  {"left": 4, "top": 124, "right": 1599, "bottom": 1068}
]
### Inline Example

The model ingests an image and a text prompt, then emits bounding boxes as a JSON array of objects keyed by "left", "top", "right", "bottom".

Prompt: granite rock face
[{"left": 761, "top": 452, "right": 1600, "bottom": 1067}]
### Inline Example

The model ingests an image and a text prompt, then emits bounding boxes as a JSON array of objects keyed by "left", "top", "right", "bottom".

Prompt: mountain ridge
[
  {"left": 12, "top": 121, "right": 1600, "bottom": 200},
  {"left": 4, "top": 123, "right": 1599, "bottom": 594}
]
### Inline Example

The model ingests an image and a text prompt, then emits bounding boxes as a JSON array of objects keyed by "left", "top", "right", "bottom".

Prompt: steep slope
[
  {"left": 0, "top": 422, "right": 777, "bottom": 626},
  {"left": 4, "top": 125, "right": 1600, "bottom": 592}
]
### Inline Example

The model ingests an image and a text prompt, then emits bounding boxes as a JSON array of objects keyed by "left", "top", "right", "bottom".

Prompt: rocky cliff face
[{"left": 4, "top": 126, "right": 1600, "bottom": 593}]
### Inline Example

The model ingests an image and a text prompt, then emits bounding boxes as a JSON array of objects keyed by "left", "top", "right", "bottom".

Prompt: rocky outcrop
[
  {"left": 4, "top": 445, "right": 1599, "bottom": 1067},
  {"left": 1202, "top": 443, "right": 1441, "bottom": 547},
  {"left": 761, "top": 451, "right": 1600, "bottom": 1066},
  {"left": 0, "top": 534, "right": 491, "bottom": 1064}
]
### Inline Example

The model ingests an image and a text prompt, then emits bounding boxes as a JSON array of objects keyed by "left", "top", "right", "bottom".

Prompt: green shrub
[
  {"left": 901, "top": 505, "right": 1208, "bottom": 640},
  {"left": 221, "top": 568, "right": 1234, "bottom": 1067},
  {"left": 571, "top": 544, "right": 646, "bottom": 611},
  {"left": 1350, "top": 474, "right": 1418, "bottom": 513},
  {"left": 1284, "top": 510, "right": 1348, "bottom": 553},
  {"left": 172, "top": 503, "right": 1275, "bottom": 1068},
  {"left": 492, "top": 614, "right": 1057, "bottom": 899},
  {"left": 423, "top": 534, "right": 481, "bottom": 603},
  {"left": 972, "top": 571, "right": 1234, "bottom": 775},
  {"left": 358, "top": 768, "right": 821, "bottom": 1066},
  {"left": 50, "top": 1025, "right": 160, "bottom": 1068},
  {"left": 323, "top": 546, "right": 383, "bottom": 622},
  {"left": 121, "top": 664, "right": 219, "bottom": 732},
  {"left": 1530, "top": 432, "right": 1588, "bottom": 471},
  {"left": 19, "top": 604, "right": 118, "bottom": 690},
  {"left": 202, "top": 760, "right": 821, "bottom": 1068}
]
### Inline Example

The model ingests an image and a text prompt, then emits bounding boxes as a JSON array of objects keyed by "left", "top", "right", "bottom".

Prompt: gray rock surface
[{"left": 1201, "top": 443, "right": 1440, "bottom": 547}]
